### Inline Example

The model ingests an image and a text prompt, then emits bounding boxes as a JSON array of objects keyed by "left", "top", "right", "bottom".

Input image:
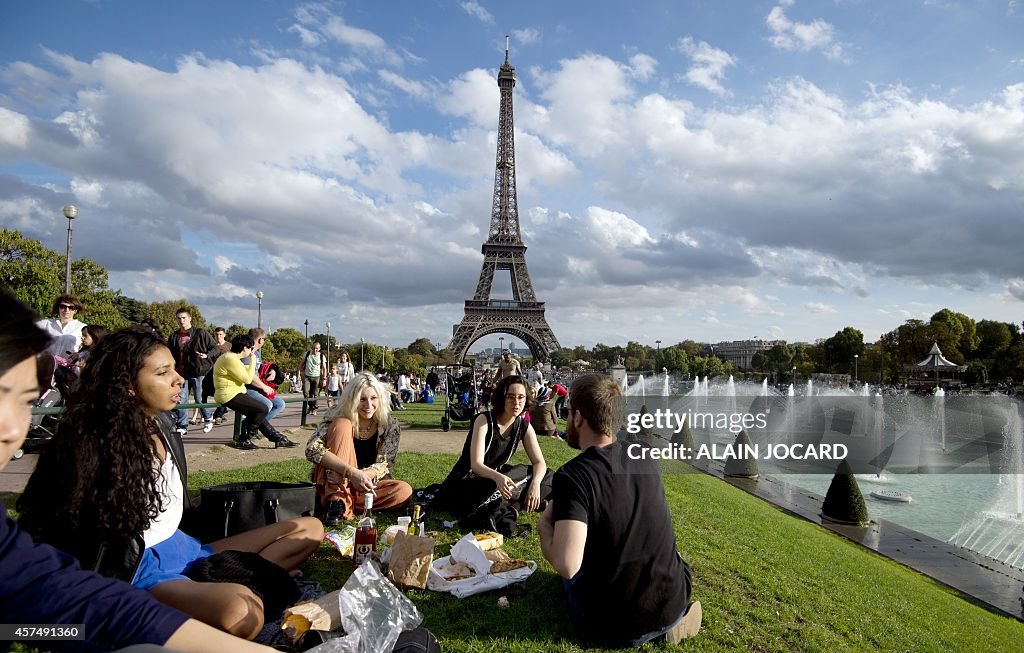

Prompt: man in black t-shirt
[{"left": 539, "top": 373, "right": 701, "bottom": 647}]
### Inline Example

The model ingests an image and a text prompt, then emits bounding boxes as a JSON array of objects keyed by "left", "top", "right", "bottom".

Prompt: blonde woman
[{"left": 305, "top": 372, "right": 412, "bottom": 526}]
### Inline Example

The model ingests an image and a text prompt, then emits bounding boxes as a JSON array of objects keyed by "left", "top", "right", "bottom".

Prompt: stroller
[
  {"left": 440, "top": 367, "right": 478, "bottom": 432},
  {"left": 15, "top": 354, "right": 78, "bottom": 459}
]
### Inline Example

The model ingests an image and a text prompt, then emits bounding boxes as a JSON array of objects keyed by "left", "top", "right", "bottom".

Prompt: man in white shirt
[{"left": 36, "top": 294, "right": 87, "bottom": 358}]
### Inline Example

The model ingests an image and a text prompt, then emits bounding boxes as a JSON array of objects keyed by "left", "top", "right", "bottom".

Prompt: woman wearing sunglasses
[{"left": 36, "top": 294, "right": 87, "bottom": 357}]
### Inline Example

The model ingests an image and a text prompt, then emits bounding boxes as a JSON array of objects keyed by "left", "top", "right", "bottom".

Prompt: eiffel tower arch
[{"left": 448, "top": 40, "right": 561, "bottom": 363}]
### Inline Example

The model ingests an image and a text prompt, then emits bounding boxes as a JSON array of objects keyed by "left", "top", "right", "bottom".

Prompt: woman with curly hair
[
  {"left": 435, "top": 374, "right": 552, "bottom": 520},
  {"left": 17, "top": 327, "right": 323, "bottom": 640},
  {"left": 306, "top": 372, "right": 413, "bottom": 526}
]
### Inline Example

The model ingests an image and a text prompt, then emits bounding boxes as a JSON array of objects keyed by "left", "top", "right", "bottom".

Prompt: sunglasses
[{"left": 58, "top": 304, "right": 76, "bottom": 310}]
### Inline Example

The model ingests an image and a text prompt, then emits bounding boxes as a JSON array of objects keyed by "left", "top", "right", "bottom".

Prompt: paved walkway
[{"left": 2, "top": 402, "right": 466, "bottom": 493}]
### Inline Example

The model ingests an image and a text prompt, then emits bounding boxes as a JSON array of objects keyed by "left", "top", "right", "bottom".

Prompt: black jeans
[{"left": 224, "top": 392, "right": 269, "bottom": 431}]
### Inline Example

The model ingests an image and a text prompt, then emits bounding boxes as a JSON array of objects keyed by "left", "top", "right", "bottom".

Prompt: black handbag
[{"left": 199, "top": 481, "right": 316, "bottom": 540}]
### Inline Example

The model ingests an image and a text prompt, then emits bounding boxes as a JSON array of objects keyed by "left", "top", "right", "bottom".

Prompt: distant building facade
[{"left": 710, "top": 339, "right": 786, "bottom": 370}]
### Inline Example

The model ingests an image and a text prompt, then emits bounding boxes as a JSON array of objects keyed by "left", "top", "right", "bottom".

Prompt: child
[{"left": 326, "top": 365, "right": 341, "bottom": 408}]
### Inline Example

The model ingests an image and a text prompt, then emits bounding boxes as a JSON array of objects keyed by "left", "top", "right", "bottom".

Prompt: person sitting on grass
[
  {"left": 306, "top": 372, "right": 413, "bottom": 526},
  {"left": 17, "top": 327, "right": 322, "bottom": 641},
  {"left": 538, "top": 373, "right": 701, "bottom": 648},
  {"left": 434, "top": 374, "right": 551, "bottom": 521}
]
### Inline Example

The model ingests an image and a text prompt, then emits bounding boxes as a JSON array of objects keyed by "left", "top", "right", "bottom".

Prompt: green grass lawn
[
  {"left": 183, "top": 437, "right": 1023, "bottom": 653},
  {"left": 10, "top": 397, "right": 1023, "bottom": 652}
]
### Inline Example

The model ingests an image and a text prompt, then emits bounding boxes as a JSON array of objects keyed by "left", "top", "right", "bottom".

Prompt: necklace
[{"left": 356, "top": 420, "right": 377, "bottom": 440}]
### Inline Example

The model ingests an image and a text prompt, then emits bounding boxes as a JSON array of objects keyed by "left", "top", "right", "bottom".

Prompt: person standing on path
[{"left": 300, "top": 341, "right": 327, "bottom": 416}]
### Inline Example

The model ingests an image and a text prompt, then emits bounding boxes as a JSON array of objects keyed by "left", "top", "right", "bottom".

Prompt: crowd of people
[{"left": 4, "top": 290, "right": 702, "bottom": 651}]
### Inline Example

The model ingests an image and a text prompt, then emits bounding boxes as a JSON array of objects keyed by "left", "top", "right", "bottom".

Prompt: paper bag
[
  {"left": 386, "top": 531, "right": 435, "bottom": 590},
  {"left": 281, "top": 589, "right": 344, "bottom": 644}
]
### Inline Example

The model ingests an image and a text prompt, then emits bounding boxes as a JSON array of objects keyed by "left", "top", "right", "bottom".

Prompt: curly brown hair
[{"left": 18, "top": 328, "right": 169, "bottom": 548}]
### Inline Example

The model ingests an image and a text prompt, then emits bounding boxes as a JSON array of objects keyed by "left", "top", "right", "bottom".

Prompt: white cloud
[
  {"left": 213, "top": 256, "right": 235, "bottom": 274},
  {"left": 806, "top": 301, "right": 837, "bottom": 314},
  {"left": 766, "top": 2, "right": 844, "bottom": 60},
  {"left": 378, "top": 70, "right": 430, "bottom": 99},
  {"left": 676, "top": 37, "right": 735, "bottom": 96},
  {"left": 292, "top": 4, "right": 405, "bottom": 67},
  {"left": 288, "top": 24, "right": 324, "bottom": 47},
  {"left": 511, "top": 28, "right": 541, "bottom": 45},
  {"left": 0, "top": 107, "right": 30, "bottom": 148},
  {"left": 460, "top": 1, "right": 494, "bottom": 24},
  {"left": 1008, "top": 278, "right": 1024, "bottom": 302},
  {"left": 628, "top": 54, "right": 657, "bottom": 81}
]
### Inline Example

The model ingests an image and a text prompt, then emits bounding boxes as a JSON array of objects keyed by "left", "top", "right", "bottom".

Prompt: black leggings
[{"left": 223, "top": 392, "right": 268, "bottom": 428}]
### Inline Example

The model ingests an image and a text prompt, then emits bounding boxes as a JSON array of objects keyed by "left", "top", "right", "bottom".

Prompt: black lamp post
[
  {"left": 360, "top": 337, "right": 365, "bottom": 372},
  {"left": 854, "top": 354, "right": 859, "bottom": 384},
  {"left": 326, "top": 322, "right": 331, "bottom": 367},
  {"left": 62, "top": 204, "right": 77, "bottom": 294},
  {"left": 256, "top": 291, "right": 264, "bottom": 329},
  {"left": 303, "top": 319, "right": 308, "bottom": 345}
]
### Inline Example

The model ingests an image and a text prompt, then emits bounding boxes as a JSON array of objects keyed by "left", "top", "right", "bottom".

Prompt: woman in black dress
[{"left": 437, "top": 374, "right": 551, "bottom": 519}]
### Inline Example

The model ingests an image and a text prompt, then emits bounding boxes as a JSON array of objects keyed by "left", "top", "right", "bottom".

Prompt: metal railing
[{"left": 31, "top": 394, "right": 320, "bottom": 441}]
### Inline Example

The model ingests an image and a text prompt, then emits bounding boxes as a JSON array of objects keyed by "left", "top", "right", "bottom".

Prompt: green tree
[
  {"left": 149, "top": 300, "right": 207, "bottom": 339},
  {"left": 656, "top": 346, "right": 690, "bottom": 376},
  {"left": 1, "top": 228, "right": 128, "bottom": 330},
  {"left": 225, "top": 323, "right": 249, "bottom": 341},
  {"left": 930, "top": 309, "right": 979, "bottom": 355},
  {"left": 268, "top": 327, "right": 307, "bottom": 370},
  {"left": 822, "top": 327, "right": 865, "bottom": 374},
  {"left": 113, "top": 295, "right": 150, "bottom": 324},
  {"left": 406, "top": 338, "right": 435, "bottom": 357},
  {"left": 975, "top": 320, "right": 1012, "bottom": 360}
]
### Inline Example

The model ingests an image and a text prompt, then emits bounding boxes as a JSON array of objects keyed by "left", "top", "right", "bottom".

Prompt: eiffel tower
[{"left": 448, "top": 39, "right": 561, "bottom": 363}]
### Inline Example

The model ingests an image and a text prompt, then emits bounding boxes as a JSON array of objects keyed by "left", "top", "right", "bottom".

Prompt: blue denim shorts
[{"left": 132, "top": 529, "right": 215, "bottom": 590}]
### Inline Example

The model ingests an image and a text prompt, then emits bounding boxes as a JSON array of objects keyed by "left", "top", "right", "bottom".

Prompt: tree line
[{"left": 4, "top": 228, "right": 1022, "bottom": 383}]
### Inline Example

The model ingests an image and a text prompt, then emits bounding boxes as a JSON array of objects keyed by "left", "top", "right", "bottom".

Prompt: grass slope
[{"left": 186, "top": 437, "right": 1023, "bottom": 653}]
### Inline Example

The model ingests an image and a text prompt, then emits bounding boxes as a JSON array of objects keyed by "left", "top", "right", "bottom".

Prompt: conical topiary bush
[
  {"left": 723, "top": 430, "right": 759, "bottom": 479},
  {"left": 671, "top": 418, "right": 694, "bottom": 450},
  {"left": 637, "top": 404, "right": 657, "bottom": 444},
  {"left": 821, "top": 459, "right": 869, "bottom": 525}
]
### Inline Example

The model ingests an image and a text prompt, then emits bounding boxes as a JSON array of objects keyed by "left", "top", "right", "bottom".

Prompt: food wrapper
[
  {"left": 472, "top": 530, "right": 504, "bottom": 552},
  {"left": 385, "top": 531, "right": 435, "bottom": 589},
  {"left": 280, "top": 589, "right": 343, "bottom": 643},
  {"left": 427, "top": 533, "right": 536, "bottom": 598},
  {"left": 383, "top": 524, "right": 407, "bottom": 545},
  {"left": 325, "top": 525, "right": 356, "bottom": 558}
]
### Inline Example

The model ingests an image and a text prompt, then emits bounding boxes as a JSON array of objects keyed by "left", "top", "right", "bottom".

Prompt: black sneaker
[
  {"left": 275, "top": 436, "right": 298, "bottom": 449},
  {"left": 232, "top": 440, "right": 258, "bottom": 451},
  {"left": 323, "top": 501, "right": 345, "bottom": 527}
]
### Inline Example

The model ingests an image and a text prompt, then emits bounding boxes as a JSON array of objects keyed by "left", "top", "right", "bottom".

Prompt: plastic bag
[{"left": 305, "top": 561, "right": 422, "bottom": 653}]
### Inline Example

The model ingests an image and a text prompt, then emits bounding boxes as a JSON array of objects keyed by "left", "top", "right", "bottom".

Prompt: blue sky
[{"left": 1, "top": 0, "right": 1023, "bottom": 352}]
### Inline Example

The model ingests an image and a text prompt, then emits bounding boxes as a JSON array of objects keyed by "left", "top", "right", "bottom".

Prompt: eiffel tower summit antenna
[{"left": 447, "top": 40, "right": 561, "bottom": 363}]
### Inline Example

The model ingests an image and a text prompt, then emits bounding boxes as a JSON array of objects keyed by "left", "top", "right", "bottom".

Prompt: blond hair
[{"left": 331, "top": 372, "right": 392, "bottom": 432}]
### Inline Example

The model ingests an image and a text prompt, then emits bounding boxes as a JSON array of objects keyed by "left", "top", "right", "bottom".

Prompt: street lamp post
[
  {"left": 326, "top": 322, "right": 331, "bottom": 367},
  {"left": 62, "top": 205, "right": 77, "bottom": 294},
  {"left": 499, "top": 336, "right": 504, "bottom": 356},
  {"left": 360, "top": 337, "right": 365, "bottom": 372},
  {"left": 303, "top": 319, "right": 309, "bottom": 345},
  {"left": 256, "top": 291, "right": 264, "bottom": 329},
  {"left": 792, "top": 366, "right": 797, "bottom": 387},
  {"left": 656, "top": 340, "right": 661, "bottom": 368},
  {"left": 853, "top": 354, "right": 859, "bottom": 385}
]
